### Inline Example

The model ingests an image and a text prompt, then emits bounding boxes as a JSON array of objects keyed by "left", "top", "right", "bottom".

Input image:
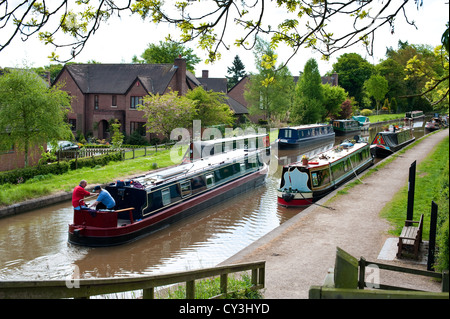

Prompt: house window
[
  {"left": 130, "top": 96, "right": 143, "bottom": 109},
  {"left": 130, "top": 122, "right": 146, "bottom": 136},
  {"left": 94, "top": 95, "right": 99, "bottom": 110},
  {"left": 112, "top": 95, "right": 117, "bottom": 107}
]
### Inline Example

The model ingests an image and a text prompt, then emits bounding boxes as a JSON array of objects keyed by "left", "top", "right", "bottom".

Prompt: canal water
[{"left": 0, "top": 120, "right": 430, "bottom": 281}]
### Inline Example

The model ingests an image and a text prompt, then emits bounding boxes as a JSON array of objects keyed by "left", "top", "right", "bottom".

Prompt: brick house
[{"left": 53, "top": 59, "right": 248, "bottom": 142}]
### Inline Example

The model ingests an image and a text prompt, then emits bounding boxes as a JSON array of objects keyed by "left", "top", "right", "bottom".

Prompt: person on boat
[
  {"left": 72, "top": 180, "right": 95, "bottom": 210},
  {"left": 90, "top": 185, "right": 116, "bottom": 210}
]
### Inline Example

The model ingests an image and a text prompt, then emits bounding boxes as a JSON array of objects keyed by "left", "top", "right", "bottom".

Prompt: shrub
[
  {"left": 360, "top": 109, "right": 373, "bottom": 116},
  {"left": 0, "top": 162, "right": 70, "bottom": 185}
]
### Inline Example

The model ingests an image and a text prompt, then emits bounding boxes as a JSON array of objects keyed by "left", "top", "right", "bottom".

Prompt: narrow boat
[
  {"left": 332, "top": 119, "right": 361, "bottom": 136},
  {"left": 277, "top": 138, "right": 373, "bottom": 207},
  {"left": 276, "top": 124, "right": 335, "bottom": 149},
  {"left": 370, "top": 126, "right": 415, "bottom": 158},
  {"left": 352, "top": 115, "right": 370, "bottom": 131},
  {"left": 404, "top": 110, "right": 425, "bottom": 128},
  {"left": 425, "top": 117, "right": 447, "bottom": 131},
  {"left": 68, "top": 147, "right": 268, "bottom": 247}
]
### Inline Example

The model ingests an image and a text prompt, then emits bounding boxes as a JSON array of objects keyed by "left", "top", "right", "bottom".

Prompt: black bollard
[
  {"left": 406, "top": 161, "right": 416, "bottom": 225},
  {"left": 427, "top": 201, "right": 438, "bottom": 271}
]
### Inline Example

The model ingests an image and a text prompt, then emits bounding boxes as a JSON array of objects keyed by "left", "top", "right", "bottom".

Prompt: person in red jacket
[{"left": 72, "top": 180, "right": 94, "bottom": 210}]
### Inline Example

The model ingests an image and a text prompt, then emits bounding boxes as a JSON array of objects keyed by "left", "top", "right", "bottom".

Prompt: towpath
[{"left": 221, "top": 129, "right": 449, "bottom": 298}]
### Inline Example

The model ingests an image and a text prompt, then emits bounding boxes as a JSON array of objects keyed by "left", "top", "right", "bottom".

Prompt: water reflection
[{"left": 0, "top": 120, "right": 429, "bottom": 280}]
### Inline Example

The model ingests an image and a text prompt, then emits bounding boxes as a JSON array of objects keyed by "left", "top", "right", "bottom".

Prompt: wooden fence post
[
  {"left": 427, "top": 201, "right": 438, "bottom": 271},
  {"left": 186, "top": 280, "right": 195, "bottom": 299}
]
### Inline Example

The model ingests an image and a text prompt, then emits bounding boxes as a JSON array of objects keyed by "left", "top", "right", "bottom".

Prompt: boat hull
[
  {"left": 68, "top": 164, "right": 268, "bottom": 247},
  {"left": 277, "top": 148, "right": 373, "bottom": 208},
  {"left": 277, "top": 133, "right": 335, "bottom": 149}
]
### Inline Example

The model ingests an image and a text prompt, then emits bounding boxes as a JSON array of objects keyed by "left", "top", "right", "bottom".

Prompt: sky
[{"left": 1, "top": 0, "right": 448, "bottom": 79}]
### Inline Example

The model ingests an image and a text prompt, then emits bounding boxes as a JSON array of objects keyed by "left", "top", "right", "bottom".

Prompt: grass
[
  {"left": 0, "top": 148, "right": 178, "bottom": 206},
  {"left": 380, "top": 135, "right": 449, "bottom": 240},
  {"left": 159, "top": 272, "right": 263, "bottom": 299},
  {"left": 367, "top": 113, "right": 405, "bottom": 123}
]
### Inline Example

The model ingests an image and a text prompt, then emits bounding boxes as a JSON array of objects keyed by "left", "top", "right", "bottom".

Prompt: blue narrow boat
[{"left": 276, "top": 124, "right": 335, "bottom": 149}]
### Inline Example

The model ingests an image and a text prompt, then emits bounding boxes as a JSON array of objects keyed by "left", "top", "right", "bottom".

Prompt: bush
[
  {"left": 68, "top": 152, "right": 123, "bottom": 170},
  {"left": 360, "top": 109, "right": 373, "bottom": 116},
  {"left": 0, "top": 162, "right": 70, "bottom": 185}
]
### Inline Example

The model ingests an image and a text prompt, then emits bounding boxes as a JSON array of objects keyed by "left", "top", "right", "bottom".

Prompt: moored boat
[
  {"left": 276, "top": 124, "right": 335, "bottom": 149},
  {"left": 352, "top": 115, "right": 370, "bottom": 131},
  {"left": 68, "top": 147, "right": 268, "bottom": 247},
  {"left": 425, "top": 117, "right": 447, "bottom": 131},
  {"left": 370, "top": 126, "right": 415, "bottom": 158},
  {"left": 277, "top": 138, "right": 373, "bottom": 207},
  {"left": 404, "top": 110, "right": 425, "bottom": 128},
  {"left": 332, "top": 119, "right": 361, "bottom": 136}
]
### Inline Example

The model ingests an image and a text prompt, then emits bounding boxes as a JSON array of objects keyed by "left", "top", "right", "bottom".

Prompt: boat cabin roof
[
  {"left": 286, "top": 141, "right": 368, "bottom": 169},
  {"left": 133, "top": 148, "right": 260, "bottom": 189},
  {"left": 280, "top": 124, "right": 331, "bottom": 130}
]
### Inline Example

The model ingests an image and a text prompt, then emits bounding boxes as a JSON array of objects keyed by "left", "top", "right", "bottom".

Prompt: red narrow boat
[{"left": 69, "top": 145, "right": 269, "bottom": 247}]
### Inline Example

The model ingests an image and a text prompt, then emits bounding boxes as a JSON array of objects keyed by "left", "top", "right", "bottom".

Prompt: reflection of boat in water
[
  {"left": 332, "top": 119, "right": 361, "bottom": 136},
  {"left": 69, "top": 147, "right": 268, "bottom": 247},
  {"left": 370, "top": 126, "right": 415, "bottom": 158},
  {"left": 277, "top": 138, "right": 373, "bottom": 207},
  {"left": 276, "top": 124, "right": 335, "bottom": 149}
]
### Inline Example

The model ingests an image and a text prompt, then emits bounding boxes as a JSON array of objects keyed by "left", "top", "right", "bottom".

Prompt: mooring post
[
  {"left": 427, "top": 201, "right": 438, "bottom": 271},
  {"left": 406, "top": 161, "right": 416, "bottom": 225}
]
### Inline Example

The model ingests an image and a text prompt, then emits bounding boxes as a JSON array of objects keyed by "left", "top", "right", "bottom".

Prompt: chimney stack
[
  {"left": 174, "top": 57, "right": 187, "bottom": 95},
  {"left": 202, "top": 70, "right": 209, "bottom": 78}
]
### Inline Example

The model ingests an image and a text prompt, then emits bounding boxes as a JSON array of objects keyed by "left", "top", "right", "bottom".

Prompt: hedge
[
  {"left": 0, "top": 162, "right": 70, "bottom": 185},
  {"left": 0, "top": 151, "right": 124, "bottom": 185}
]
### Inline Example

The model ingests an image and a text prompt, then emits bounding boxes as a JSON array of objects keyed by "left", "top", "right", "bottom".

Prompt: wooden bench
[{"left": 397, "top": 214, "right": 424, "bottom": 259}]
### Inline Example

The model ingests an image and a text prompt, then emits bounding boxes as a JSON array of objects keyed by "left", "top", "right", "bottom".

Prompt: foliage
[
  {"left": 110, "top": 119, "right": 124, "bottom": 150},
  {"left": 360, "top": 109, "right": 373, "bottom": 116},
  {"left": 226, "top": 55, "right": 246, "bottom": 90},
  {"left": 162, "top": 273, "right": 263, "bottom": 299},
  {"left": 185, "top": 86, "right": 235, "bottom": 127},
  {"left": 322, "top": 84, "right": 348, "bottom": 120},
  {"left": 291, "top": 58, "right": 324, "bottom": 123},
  {"left": 332, "top": 53, "right": 374, "bottom": 107},
  {"left": 0, "top": 68, "right": 73, "bottom": 167},
  {"left": 0, "top": 162, "right": 70, "bottom": 185},
  {"left": 132, "top": 41, "right": 201, "bottom": 73},
  {"left": 244, "top": 39, "right": 294, "bottom": 123},
  {"left": 364, "top": 74, "right": 389, "bottom": 114},
  {"left": 139, "top": 90, "right": 197, "bottom": 139}
]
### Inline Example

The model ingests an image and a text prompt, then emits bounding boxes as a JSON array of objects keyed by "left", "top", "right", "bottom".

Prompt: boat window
[
  {"left": 206, "top": 174, "right": 214, "bottom": 188},
  {"left": 161, "top": 188, "right": 171, "bottom": 206},
  {"left": 180, "top": 181, "right": 191, "bottom": 198},
  {"left": 311, "top": 169, "right": 331, "bottom": 188}
]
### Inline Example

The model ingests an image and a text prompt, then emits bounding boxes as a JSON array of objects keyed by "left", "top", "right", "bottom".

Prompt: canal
[{"left": 0, "top": 120, "right": 430, "bottom": 282}]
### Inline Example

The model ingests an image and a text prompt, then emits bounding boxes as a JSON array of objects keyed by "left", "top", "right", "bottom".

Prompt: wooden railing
[
  {"left": 309, "top": 247, "right": 449, "bottom": 299},
  {"left": 0, "top": 260, "right": 265, "bottom": 299}
]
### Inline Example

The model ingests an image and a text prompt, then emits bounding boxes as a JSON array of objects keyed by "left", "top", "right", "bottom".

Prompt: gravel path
[{"left": 221, "top": 129, "right": 448, "bottom": 298}]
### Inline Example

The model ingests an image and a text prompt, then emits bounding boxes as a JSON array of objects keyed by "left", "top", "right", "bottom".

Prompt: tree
[
  {"left": 244, "top": 39, "right": 294, "bottom": 122},
  {"left": 132, "top": 41, "right": 201, "bottom": 73},
  {"left": 322, "top": 84, "right": 348, "bottom": 120},
  {"left": 291, "top": 58, "right": 324, "bottom": 124},
  {"left": 364, "top": 74, "right": 389, "bottom": 115},
  {"left": 332, "top": 53, "right": 374, "bottom": 107},
  {"left": 0, "top": 68, "right": 72, "bottom": 167},
  {"left": 185, "top": 86, "right": 235, "bottom": 127},
  {"left": 226, "top": 55, "right": 246, "bottom": 90},
  {"left": 0, "top": 1, "right": 432, "bottom": 64},
  {"left": 138, "top": 90, "right": 197, "bottom": 140}
]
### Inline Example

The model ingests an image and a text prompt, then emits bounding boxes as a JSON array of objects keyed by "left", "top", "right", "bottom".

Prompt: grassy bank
[
  {"left": 0, "top": 148, "right": 177, "bottom": 207},
  {"left": 380, "top": 135, "right": 449, "bottom": 238},
  {"left": 367, "top": 113, "right": 405, "bottom": 123}
]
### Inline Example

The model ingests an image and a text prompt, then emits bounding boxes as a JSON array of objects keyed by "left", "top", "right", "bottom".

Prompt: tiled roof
[{"left": 63, "top": 63, "right": 177, "bottom": 94}]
